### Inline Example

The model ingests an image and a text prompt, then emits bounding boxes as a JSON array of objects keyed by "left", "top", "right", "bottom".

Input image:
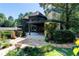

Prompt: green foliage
[
  {"left": 44, "top": 22, "right": 75, "bottom": 43},
  {"left": 45, "top": 22, "right": 57, "bottom": 31},
  {"left": 8, "top": 16, "right": 14, "bottom": 21},
  {"left": 40, "top": 3, "right": 79, "bottom": 30},
  {"left": 6, "top": 49, "right": 18, "bottom": 56},
  {"left": 44, "top": 22, "right": 57, "bottom": 37},
  {"left": 4, "top": 20, "right": 16, "bottom": 27},
  {"left": 16, "top": 47, "right": 43, "bottom": 56},
  {"left": 16, "top": 13, "right": 24, "bottom": 26},
  {"left": 1, "top": 42, "right": 11, "bottom": 48},
  {"left": 15, "top": 31, "right": 23, "bottom": 37},
  {"left": 73, "top": 47, "right": 79, "bottom": 56},
  {"left": 0, "top": 31, "right": 12, "bottom": 39},
  {"left": 6, "top": 44, "right": 54, "bottom": 56},
  {"left": 6, "top": 45, "right": 72, "bottom": 56},
  {"left": 45, "top": 30, "right": 75, "bottom": 44},
  {"left": 69, "top": 18, "right": 79, "bottom": 33},
  {"left": 0, "top": 13, "right": 16, "bottom": 27},
  {"left": 44, "top": 50, "right": 63, "bottom": 56},
  {"left": 15, "top": 19, "right": 21, "bottom": 26},
  {"left": 72, "top": 39, "right": 79, "bottom": 56},
  {"left": 5, "top": 16, "right": 16, "bottom": 27},
  {"left": 0, "top": 39, "right": 11, "bottom": 49},
  {"left": 0, "top": 13, "right": 7, "bottom": 26},
  {"left": 6, "top": 44, "right": 74, "bottom": 56},
  {"left": 6, "top": 47, "right": 43, "bottom": 56},
  {"left": 53, "top": 30, "right": 75, "bottom": 43},
  {"left": 40, "top": 44, "right": 54, "bottom": 52}
]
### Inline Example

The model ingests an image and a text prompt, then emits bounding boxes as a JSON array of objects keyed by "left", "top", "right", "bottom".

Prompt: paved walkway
[
  {"left": 9, "top": 37, "right": 25, "bottom": 45},
  {"left": 19, "top": 33, "right": 47, "bottom": 46},
  {"left": 0, "top": 37, "right": 29, "bottom": 56}
]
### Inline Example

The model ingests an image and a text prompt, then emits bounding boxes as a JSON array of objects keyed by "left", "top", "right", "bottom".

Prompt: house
[{"left": 22, "top": 11, "right": 47, "bottom": 35}]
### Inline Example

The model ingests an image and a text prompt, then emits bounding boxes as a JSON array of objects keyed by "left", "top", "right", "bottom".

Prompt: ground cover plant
[
  {"left": 0, "top": 40, "right": 11, "bottom": 49},
  {"left": 0, "top": 38, "right": 12, "bottom": 49},
  {"left": 0, "top": 31, "right": 12, "bottom": 39},
  {"left": 6, "top": 44, "right": 74, "bottom": 56},
  {"left": 0, "top": 31, "right": 12, "bottom": 49}
]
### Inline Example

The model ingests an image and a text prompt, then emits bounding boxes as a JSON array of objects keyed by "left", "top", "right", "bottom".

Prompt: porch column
[{"left": 28, "top": 23, "right": 31, "bottom": 35}]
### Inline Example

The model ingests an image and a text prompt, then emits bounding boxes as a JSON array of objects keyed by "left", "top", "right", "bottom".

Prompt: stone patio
[{"left": 19, "top": 32, "right": 47, "bottom": 46}]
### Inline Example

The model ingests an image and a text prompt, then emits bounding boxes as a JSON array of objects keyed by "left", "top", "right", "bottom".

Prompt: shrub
[
  {"left": 0, "top": 31, "right": 11, "bottom": 39},
  {"left": 15, "top": 31, "right": 23, "bottom": 37},
  {"left": 45, "top": 30, "right": 75, "bottom": 44},
  {"left": 6, "top": 46, "right": 43, "bottom": 56},
  {"left": 6, "top": 44, "right": 54, "bottom": 56},
  {"left": 17, "top": 47, "right": 43, "bottom": 56},
  {"left": 3, "top": 31, "right": 11, "bottom": 39},
  {"left": 40, "top": 44, "right": 54, "bottom": 52},
  {"left": 53, "top": 30, "right": 75, "bottom": 43},
  {"left": 1, "top": 42, "right": 11, "bottom": 48},
  {"left": 0, "top": 40, "right": 12, "bottom": 49},
  {"left": 6, "top": 49, "right": 18, "bottom": 56}
]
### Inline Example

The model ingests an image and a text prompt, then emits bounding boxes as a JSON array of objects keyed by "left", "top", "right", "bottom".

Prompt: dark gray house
[{"left": 23, "top": 11, "right": 47, "bottom": 35}]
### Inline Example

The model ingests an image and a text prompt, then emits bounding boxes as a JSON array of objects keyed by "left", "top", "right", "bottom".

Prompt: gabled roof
[
  {"left": 23, "top": 11, "right": 47, "bottom": 20},
  {"left": 29, "top": 11, "right": 44, "bottom": 16},
  {"left": 23, "top": 16, "right": 29, "bottom": 19}
]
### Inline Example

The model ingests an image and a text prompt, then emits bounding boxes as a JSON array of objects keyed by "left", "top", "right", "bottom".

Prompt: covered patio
[{"left": 23, "top": 11, "right": 47, "bottom": 35}]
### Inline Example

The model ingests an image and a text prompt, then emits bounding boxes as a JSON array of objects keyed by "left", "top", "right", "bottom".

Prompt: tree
[
  {"left": 16, "top": 13, "right": 24, "bottom": 26},
  {"left": 0, "top": 13, "right": 7, "bottom": 27},
  {"left": 18, "top": 13, "right": 23, "bottom": 19},
  {"left": 3, "top": 16, "right": 15, "bottom": 27},
  {"left": 8, "top": 16, "right": 14, "bottom": 21},
  {"left": 39, "top": 3, "right": 79, "bottom": 30}
]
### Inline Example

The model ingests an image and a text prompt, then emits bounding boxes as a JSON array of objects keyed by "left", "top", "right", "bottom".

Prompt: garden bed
[
  {"left": 0, "top": 39, "right": 12, "bottom": 50},
  {"left": 6, "top": 44, "right": 74, "bottom": 56}
]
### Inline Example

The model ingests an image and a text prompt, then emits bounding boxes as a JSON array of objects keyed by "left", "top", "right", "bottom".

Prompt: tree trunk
[{"left": 65, "top": 3, "right": 70, "bottom": 30}]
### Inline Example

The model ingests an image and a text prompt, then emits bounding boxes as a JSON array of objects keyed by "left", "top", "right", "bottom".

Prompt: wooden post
[{"left": 28, "top": 23, "right": 31, "bottom": 35}]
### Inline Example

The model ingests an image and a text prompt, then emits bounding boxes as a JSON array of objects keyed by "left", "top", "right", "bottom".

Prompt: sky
[{"left": 0, "top": 3, "right": 44, "bottom": 19}]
